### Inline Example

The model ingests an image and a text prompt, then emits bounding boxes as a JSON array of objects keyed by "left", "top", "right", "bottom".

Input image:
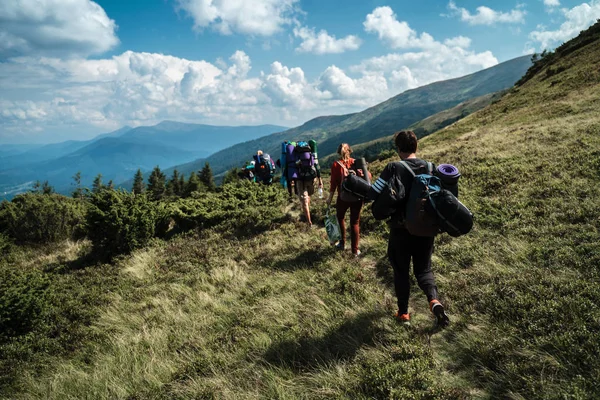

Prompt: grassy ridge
[{"left": 2, "top": 24, "right": 600, "bottom": 399}]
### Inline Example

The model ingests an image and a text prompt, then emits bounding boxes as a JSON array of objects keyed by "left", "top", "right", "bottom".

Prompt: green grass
[{"left": 2, "top": 23, "right": 600, "bottom": 400}]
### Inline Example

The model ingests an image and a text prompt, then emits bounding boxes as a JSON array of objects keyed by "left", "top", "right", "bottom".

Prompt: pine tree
[
  {"left": 42, "top": 181, "right": 54, "bottom": 194},
  {"left": 72, "top": 171, "right": 83, "bottom": 198},
  {"left": 168, "top": 169, "right": 181, "bottom": 197},
  {"left": 31, "top": 180, "right": 41, "bottom": 193},
  {"left": 199, "top": 162, "right": 216, "bottom": 191},
  {"left": 185, "top": 171, "right": 201, "bottom": 197},
  {"left": 179, "top": 174, "right": 185, "bottom": 195},
  {"left": 106, "top": 180, "right": 115, "bottom": 190},
  {"left": 147, "top": 166, "right": 166, "bottom": 200},
  {"left": 132, "top": 169, "right": 145, "bottom": 194},
  {"left": 92, "top": 174, "right": 104, "bottom": 194}
]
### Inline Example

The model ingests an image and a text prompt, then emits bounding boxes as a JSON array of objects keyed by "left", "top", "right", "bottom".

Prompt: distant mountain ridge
[
  {"left": 0, "top": 122, "right": 287, "bottom": 199},
  {"left": 168, "top": 55, "right": 532, "bottom": 179}
]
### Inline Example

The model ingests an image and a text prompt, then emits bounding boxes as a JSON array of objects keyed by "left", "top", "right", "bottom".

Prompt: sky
[{"left": 1, "top": 0, "right": 599, "bottom": 144}]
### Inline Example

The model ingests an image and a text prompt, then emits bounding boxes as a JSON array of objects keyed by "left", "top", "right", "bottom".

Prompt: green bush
[
  {"left": 163, "top": 180, "right": 287, "bottom": 237},
  {"left": 0, "top": 193, "right": 86, "bottom": 243},
  {"left": 0, "top": 265, "right": 50, "bottom": 340},
  {"left": 86, "top": 190, "right": 158, "bottom": 257}
]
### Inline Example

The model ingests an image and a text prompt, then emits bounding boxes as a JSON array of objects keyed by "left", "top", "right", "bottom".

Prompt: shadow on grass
[
  {"left": 374, "top": 256, "right": 394, "bottom": 290},
  {"left": 262, "top": 311, "right": 385, "bottom": 372},
  {"left": 269, "top": 247, "right": 335, "bottom": 271}
]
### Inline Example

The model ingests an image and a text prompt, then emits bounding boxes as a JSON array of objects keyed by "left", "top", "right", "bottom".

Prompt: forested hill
[
  {"left": 166, "top": 55, "right": 531, "bottom": 179},
  {"left": 1, "top": 22, "right": 600, "bottom": 399}
]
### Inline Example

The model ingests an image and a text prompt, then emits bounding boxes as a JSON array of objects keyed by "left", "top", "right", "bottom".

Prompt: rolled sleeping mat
[
  {"left": 341, "top": 174, "right": 372, "bottom": 200},
  {"left": 280, "top": 142, "right": 287, "bottom": 188},
  {"left": 285, "top": 143, "right": 298, "bottom": 180},
  {"left": 353, "top": 157, "right": 371, "bottom": 185},
  {"left": 436, "top": 163, "right": 460, "bottom": 197}
]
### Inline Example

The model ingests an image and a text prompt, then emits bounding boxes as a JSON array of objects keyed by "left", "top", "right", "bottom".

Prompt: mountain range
[
  {"left": 162, "top": 55, "right": 532, "bottom": 179},
  {"left": 0, "top": 123, "right": 287, "bottom": 198}
]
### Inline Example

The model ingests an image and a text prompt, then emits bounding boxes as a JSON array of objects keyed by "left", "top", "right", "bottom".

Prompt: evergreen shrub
[
  {"left": 0, "top": 265, "right": 49, "bottom": 340},
  {"left": 86, "top": 190, "right": 158, "bottom": 257},
  {"left": 0, "top": 193, "right": 86, "bottom": 243},
  {"left": 164, "top": 180, "right": 287, "bottom": 237}
]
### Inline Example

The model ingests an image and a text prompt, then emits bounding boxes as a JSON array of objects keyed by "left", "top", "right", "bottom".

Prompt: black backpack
[{"left": 371, "top": 162, "right": 406, "bottom": 220}]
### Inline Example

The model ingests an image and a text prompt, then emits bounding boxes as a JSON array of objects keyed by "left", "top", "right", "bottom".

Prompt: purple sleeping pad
[
  {"left": 285, "top": 144, "right": 298, "bottom": 179},
  {"left": 436, "top": 164, "right": 461, "bottom": 186}
]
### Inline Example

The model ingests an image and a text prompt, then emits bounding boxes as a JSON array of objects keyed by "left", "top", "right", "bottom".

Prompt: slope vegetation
[{"left": 2, "top": 24, "right": 600, "bottom": 399}]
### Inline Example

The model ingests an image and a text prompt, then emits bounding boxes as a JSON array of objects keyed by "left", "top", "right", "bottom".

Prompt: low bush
[
  {"left": 86, "top": 190, "right": 158, "bottom": 258},
  {"left": 0, "top": 265, "right": 50, "bottom": 340},
  {"left": 0, "top": 193, "right": 86, "bottom": 243},
  {"left": 164, "top": 180, "right": 287, "bottom": 237}
]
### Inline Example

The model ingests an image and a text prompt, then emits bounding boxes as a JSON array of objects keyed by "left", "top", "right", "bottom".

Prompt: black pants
[{"left": 387, "top": 228, "right": 438, "bottom": 314}]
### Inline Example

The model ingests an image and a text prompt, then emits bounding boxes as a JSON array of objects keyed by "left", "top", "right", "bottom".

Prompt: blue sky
[{"left": 1, "top": 0, "right": 599, "bottom": 143}]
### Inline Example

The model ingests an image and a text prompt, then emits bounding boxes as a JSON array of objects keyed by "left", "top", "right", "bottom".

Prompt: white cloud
[
  {"left": 544, "top": 0, "right": 561, "bottom": 7},
  {"left": 446, "top": 1, "right": 526, "bottom": 25},
  {"left": 530, "top": 1, "right": 600, "bottom": 50},
  {"left": 175, "top": 0, "right": 299, "bottom": 36},
  {"left": 364, "top": 7, "right": 428, "bottom": 49},
  {"left": 360, "top": 6, "right": 497, "bottom": 93},
  {"left": 0, "top": 0, "right": 119, "bottom": 58},
  {"left": 444, "top": 36, "right": 472, "bottom": 48},
  {"left": 293, "top": 26, "right": 361, "bottom": 54},
  {"left": 317, "top": 66, "right": 388, "bottom": 102}
]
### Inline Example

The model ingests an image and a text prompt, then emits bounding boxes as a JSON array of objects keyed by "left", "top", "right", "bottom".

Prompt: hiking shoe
[
  {"left": 353, "top": 250, "right": 361, "bottom": 258},
  {"left": 394, "top": 311, "right": 411, "bottom": 326},
  {"left": 430, "top": 300, "right": 450, "bottom": 328},
  {"left": 335, "top": 242, "right": 345, "bottom": 250}
]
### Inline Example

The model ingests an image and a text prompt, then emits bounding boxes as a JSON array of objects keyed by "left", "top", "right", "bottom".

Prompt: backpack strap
[
  {"left": 337, "top": 160, "right": 350, "bottom": 173},
  {"left": 399, "top": 160, "right": 433, "bottom": 176},
  {"left": 399, "top": 161, "right": 415, "bottom": 177}
]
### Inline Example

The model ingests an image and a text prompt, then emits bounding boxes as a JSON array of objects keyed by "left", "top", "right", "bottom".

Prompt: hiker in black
[{"left": 370, "top": 130, "right": 450, "bottom": 327}]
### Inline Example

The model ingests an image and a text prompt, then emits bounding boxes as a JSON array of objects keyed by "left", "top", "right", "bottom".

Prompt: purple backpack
[{"left": 294, "top": 142, "right": 317, "bottom": 181}]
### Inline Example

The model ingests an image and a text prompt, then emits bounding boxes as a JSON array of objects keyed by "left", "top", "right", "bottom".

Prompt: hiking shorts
[{"left": 296, "top": 178, "right": 315, "bottom": 204}]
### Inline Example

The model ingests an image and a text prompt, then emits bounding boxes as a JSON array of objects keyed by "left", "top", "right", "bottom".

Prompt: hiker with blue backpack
[
  {"left": 370, "top": 130, "right": 452, "bottom": 328},
  {"left": 253, "top": 150, "right": 276, "bottom": 184}
]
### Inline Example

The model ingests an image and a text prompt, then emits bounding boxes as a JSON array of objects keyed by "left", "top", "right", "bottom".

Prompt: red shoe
[
  {"left": 394, "top": 311, "right": 411, "bottom": 326},
  {"left": 429, "top": 299, "right": 450, "bottom": 328}
]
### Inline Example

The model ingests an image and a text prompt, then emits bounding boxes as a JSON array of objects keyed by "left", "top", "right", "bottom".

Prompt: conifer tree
[
  {"left": 169, "top": 169, "right": 181, "bottom": 196},
  {"left": 199, "top": 162, "right": 215, "bottom": 191},
  {"left": 42, "top": 181, "right": 54, "bottom": 194},
  {"left": 31, "top": 180, "right": 41, "bottom": 193},
  {"left": 92, "top": 174, "right": 104, "bottom": 194},
  {"left": 72, "top": 171, "right": 83, "bottom": 198},
  {"left": 185, "top": 171, "right": 201, "bottom": 197},
  {"left": 106, "top": 180, "right": 115, "bottom": 190},
  {"left": 179, "top": 174, "right": 185, "bottom": 195},
  {"left": 147, "top": 166, "right": 166, "bottom": 200},
  {"left": 132, "top": 169, "right": 145, "bottom": 194}
]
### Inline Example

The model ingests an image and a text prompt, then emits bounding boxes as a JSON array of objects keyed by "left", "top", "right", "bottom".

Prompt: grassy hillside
[
  {"left": 320, "top": 91, "right": 505, "bottom": 168},
  {"left": 169, "top": 56, "right": 531, "bottom": 179},
  {"left": 2, "top": 23, "right": 600, "bottom": 399}
]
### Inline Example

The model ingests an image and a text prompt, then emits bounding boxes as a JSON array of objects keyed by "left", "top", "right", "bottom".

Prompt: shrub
[
  {"left": 86, "top": 190, "right": 158, "bottom": 257},
  {"left": 0, "top": 193, "right": 86, "bottom": 243},
  {"left": 0, "top": 265, "right": 50, "bottom": 340},
  {"left": 163, "top": 180, "right": 287, "bottom": 237}
]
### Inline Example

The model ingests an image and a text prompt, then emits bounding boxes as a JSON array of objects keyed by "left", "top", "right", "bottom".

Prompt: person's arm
[
  {"left": 327, "top": 162, "right": 341, "bottom": 205},
  {"left": 369, "top": 163, "right": 394, "bottom": 201}
]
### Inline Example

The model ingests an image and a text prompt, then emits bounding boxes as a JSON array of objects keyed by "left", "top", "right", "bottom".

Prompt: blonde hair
[
  {"left": 257, "top": 150, "right": 263, "bottom": 155},
  {"left": 337, "top": 143, "right": 352, "bottom": 161}
]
